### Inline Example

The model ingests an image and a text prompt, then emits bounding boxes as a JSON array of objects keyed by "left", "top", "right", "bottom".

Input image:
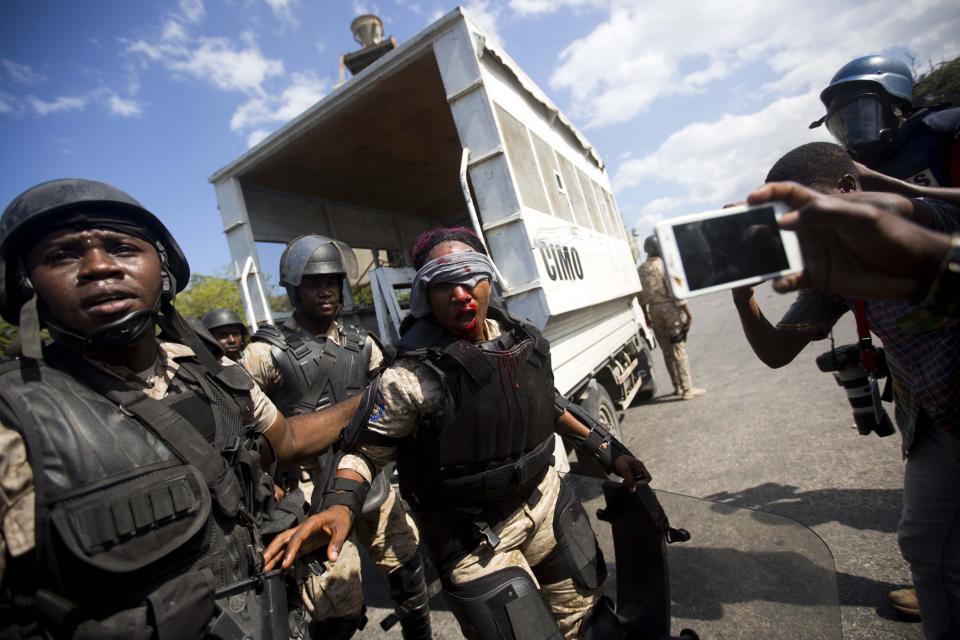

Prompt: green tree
[
  {"left": 0, "top": 317, "right": 17, "bottom": 353},
  {"left": 914, "top": 55, "right": 960, "bottom": 106},
  {"left": 174, "top": 274, "right": 247, "bottom": 321}
]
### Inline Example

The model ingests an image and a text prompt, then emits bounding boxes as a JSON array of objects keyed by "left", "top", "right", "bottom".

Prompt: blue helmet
[{"left": 820, "top": 55, "right": 913, "bottom": 108}]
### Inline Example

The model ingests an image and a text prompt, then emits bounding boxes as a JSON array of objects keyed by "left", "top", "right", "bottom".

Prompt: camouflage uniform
[
  {"left": 339, "top": 319, "right": 597, "bottom": 639},
  {"left": 639, "top": 256, "right": 694, "bottom": 394},
  {"left": 0, "top": 341, "right": 280, "bottom": 584},
  {"left": 242, "top": 317, "right": 421, "bottom": 624}
]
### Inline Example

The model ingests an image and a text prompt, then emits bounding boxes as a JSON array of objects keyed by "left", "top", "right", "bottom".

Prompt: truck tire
[
  {"left": 573, "top": 385, "right": 624, "bottom": 478},
  {"left": 634, "top": 346, "right": 657, "bottom": 403},
  {"left": 595, "top": 385, "right": 624, "bottom": 441}
]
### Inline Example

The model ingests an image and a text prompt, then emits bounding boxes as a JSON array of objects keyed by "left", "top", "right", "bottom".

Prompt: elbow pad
[
  {"left": 563, "top": 400, "right": 632, "bottom": 474},
  {"left": 314, "top": 448, "right": 374, "bottom": 520}
]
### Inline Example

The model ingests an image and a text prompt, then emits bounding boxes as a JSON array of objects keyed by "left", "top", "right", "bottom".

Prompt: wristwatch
[{"left": 922, "top": 233, "right": 960, "bottom": 318}]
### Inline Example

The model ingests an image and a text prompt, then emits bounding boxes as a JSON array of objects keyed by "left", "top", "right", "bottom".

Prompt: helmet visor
[{"left": 824, "top": 94, "right": 890, "bottom": 149}]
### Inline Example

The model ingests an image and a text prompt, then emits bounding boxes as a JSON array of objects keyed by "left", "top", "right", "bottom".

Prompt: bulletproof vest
[
  {"left": 252, "top": 323, "right": 370, "bottom": 416},
  {"left": 871, "top": 106, "right": 960, "bottom": 187},
  {"left": 394, "top": 307, "right": 557, "bottom": 511},
  {"left": 0, "top": 349, "right": 283, "bottom": 638}
]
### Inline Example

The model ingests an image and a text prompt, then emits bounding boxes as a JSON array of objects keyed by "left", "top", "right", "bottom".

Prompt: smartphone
[{"left": 654, "top": 201, "right": 802, "bottom": 299}]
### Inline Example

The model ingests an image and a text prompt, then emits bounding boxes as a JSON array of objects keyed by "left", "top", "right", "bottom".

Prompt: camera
[{"left": 815, "top": 344, "right": 895, "bottom": 437}]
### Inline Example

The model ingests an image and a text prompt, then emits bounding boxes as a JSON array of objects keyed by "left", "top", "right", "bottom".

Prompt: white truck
[{"left": 209, "top": 7, "right": 656, "bottom": 449}]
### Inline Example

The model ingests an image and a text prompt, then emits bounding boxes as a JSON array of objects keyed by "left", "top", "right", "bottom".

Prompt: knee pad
[
  {"left": 532, "top": 479, "right": 606, "bottom": 590},
  {"left": 444, "top": 567, "right": 562, "bottom": 640}
]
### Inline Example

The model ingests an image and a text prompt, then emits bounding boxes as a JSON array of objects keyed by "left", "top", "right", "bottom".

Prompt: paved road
[
  {"left": 356, "top": 284, "right": 921, "bottom": 639},
  {"left": 625, "top": 285, "right": 920, "bottom": 639}
]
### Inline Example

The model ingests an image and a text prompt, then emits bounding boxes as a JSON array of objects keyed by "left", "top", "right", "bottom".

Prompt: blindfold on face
[{"left": 409, "top": 251, "right": 496, "bottom": 318}]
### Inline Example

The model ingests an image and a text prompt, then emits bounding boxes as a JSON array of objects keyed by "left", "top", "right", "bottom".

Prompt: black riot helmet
[
  {"left": 0, "top": 178, "right": 191, "bottom": 355},
  {"left": 279, "top": 234, "right": 358, "bottom": 306},
  {"left": 643, "top": 234, "right": 660, "bottom": 258},
  {"left": 202, "top": 308, "right": 247, "bottom": 334}
]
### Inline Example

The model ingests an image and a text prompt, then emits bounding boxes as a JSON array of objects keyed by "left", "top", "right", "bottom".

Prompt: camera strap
[
  {"left": 853, "top": 301, "right": 877, "bottom": 372},
  {"left": 853, "top": 300, "right": 886, "bottom": 422}
]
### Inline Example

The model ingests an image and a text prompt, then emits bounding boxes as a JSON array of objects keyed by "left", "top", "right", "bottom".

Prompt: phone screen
[{"left": 673, "top": 205, "right": 789, "bottom": 292}]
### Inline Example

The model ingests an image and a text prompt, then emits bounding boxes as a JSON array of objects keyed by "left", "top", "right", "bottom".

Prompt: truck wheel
[
  {"left": 596, "top": 385, "right": 624, "bottom": 442},
  {"left": 634, "top": 346, "right": 657, "bottom": 402}
]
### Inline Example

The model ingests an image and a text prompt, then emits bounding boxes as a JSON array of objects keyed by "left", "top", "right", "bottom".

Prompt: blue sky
[{"left": 2, "top": 0, "right": 958, "bottom": 284}]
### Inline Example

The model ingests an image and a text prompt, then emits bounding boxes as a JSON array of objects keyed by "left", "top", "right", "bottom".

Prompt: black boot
[{"left": 387, "top": 552, "right": 433, "bottom": 639}]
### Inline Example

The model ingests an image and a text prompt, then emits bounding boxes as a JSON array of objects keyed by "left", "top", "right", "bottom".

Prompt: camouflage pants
[
  {"left": 650, "top": 303, "right": 693, "bottom": 393},
  {"left": 446, "top": 468, "right": 599, "bottom": 639},
  {"left": 302, "top": 485, "right": 421, "bottom": 621}
]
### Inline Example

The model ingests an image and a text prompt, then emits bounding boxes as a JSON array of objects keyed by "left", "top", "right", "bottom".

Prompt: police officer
[
  {"left": 0, "top": 179, "right": 358, "bottom": 638},
  {"left": 638, "top": 235, "right": 705, "bottom": 400},
  {"left": 202, "top": 308, "right": 248, "bottom": 362},
  {"left": 812, "top": 55, "right": 960, "bottom": 189},
  {"left": 241, "top": 234, "right": 431, "bottom": 640},
  {"left": 264, "top": 227, "right": 653, "bottom": 639}
]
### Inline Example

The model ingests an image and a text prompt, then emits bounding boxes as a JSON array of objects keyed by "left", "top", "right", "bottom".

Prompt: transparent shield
[
  {"left": 825, "top": 94, "right": 886, "bottom": 148},
  {"left": 565, "top": 473, "right": 842, "bottom": 639}
]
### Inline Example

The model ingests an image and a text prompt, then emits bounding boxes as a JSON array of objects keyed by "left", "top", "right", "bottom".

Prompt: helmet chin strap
[{"left": 44, "top": 297, "right": 161, "bottom": 352}]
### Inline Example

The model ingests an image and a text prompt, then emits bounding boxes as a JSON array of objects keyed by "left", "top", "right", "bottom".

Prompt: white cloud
[
  {"left": 0, "top": 93, "right": 13, "bottom": 114},
  {"left": 106, "top": 92, "right": 142, "bottom": 117},
  {"left": 247, "top": 128, "right": 271, "bottom": 148},
  {"left": 27, "top": 95, "right": 88, "bottom": 116},
  {"left": 127, "top": 27, "right": 284, "bottom": 97},
  {"left": 231, "top": 71, "right": 326, "bottom": 131},
  {"left": 426, "top": 8, "right": 445, "bottom": 23},
  {"left": 0, "top": 59, "right": 46, "bottom": 85},
  {"left": 393, "top": 0, "right": 423, "bottom": 16},
  {"left": 613, "top": 91, "right": 834, "bottom": 225},
  {"left": 264, "top": 0, "right": 300, "bottom": 27},
  {"left": 352, "top": 1, "right": 380, "bottom": 16},
  {"left": 168, "top": 34, "right": 284, "bottom": 96},
  {"left": 178, "top": 0, "right": 206, "bottom": 24},
  {"left": 550, "top": 0, "right": 960, "bottom": 129},
  {"left": 509, "top": 0, "right": 604, "bottom": 15},
  {"left": 464, "top": 0, "right": 504, "bottom": 46}
]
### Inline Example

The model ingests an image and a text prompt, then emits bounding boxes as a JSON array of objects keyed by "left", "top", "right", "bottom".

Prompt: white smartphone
[{"left": 654, "top": 201, "right": 802, "bottom": 299}]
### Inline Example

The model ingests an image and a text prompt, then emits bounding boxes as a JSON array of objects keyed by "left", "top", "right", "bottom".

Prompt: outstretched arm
[
  {"left": 731, "top": 286, "right": 811, "bottom": 368},
  {"left": 263, "top": 394, "right": 362, "bottom": 469},
  {"left": 855, "top": 161, "right": 960, "bottom": 211}
]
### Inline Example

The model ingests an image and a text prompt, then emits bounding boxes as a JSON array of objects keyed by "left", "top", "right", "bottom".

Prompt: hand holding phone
[{"left": 655, "top": 201, "right": 802, "bottom": 299}]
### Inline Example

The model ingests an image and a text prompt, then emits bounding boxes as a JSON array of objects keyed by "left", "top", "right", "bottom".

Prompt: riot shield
[{"left": 565, "top": 472, "right": 842, "bottom": 640}]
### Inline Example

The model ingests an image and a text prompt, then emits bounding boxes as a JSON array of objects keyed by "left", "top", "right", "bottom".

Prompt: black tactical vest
[
  {"left": 394, "top": 307, "right": 557, "bottom": 512},
  {"left": 872, "top": 106, "right": 960, "bottom": 187},
  {"left": 252, "top": 323, "right": 371, "bottom": 416},
  {"left": 0, "top": 348, "right": 286, "bottom": 639}
]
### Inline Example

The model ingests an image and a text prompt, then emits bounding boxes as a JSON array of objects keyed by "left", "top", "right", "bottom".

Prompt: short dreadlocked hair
[
  {"left": 411, "top": 226, "right": 487, "bottom": 270},
  {"left": 766, "top": 142, "right": 857, "bottom": 192}
]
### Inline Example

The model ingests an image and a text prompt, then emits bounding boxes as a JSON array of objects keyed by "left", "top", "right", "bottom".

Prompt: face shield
[{"left": 823, "top": 93, "right": 898, "bottom": 159}]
